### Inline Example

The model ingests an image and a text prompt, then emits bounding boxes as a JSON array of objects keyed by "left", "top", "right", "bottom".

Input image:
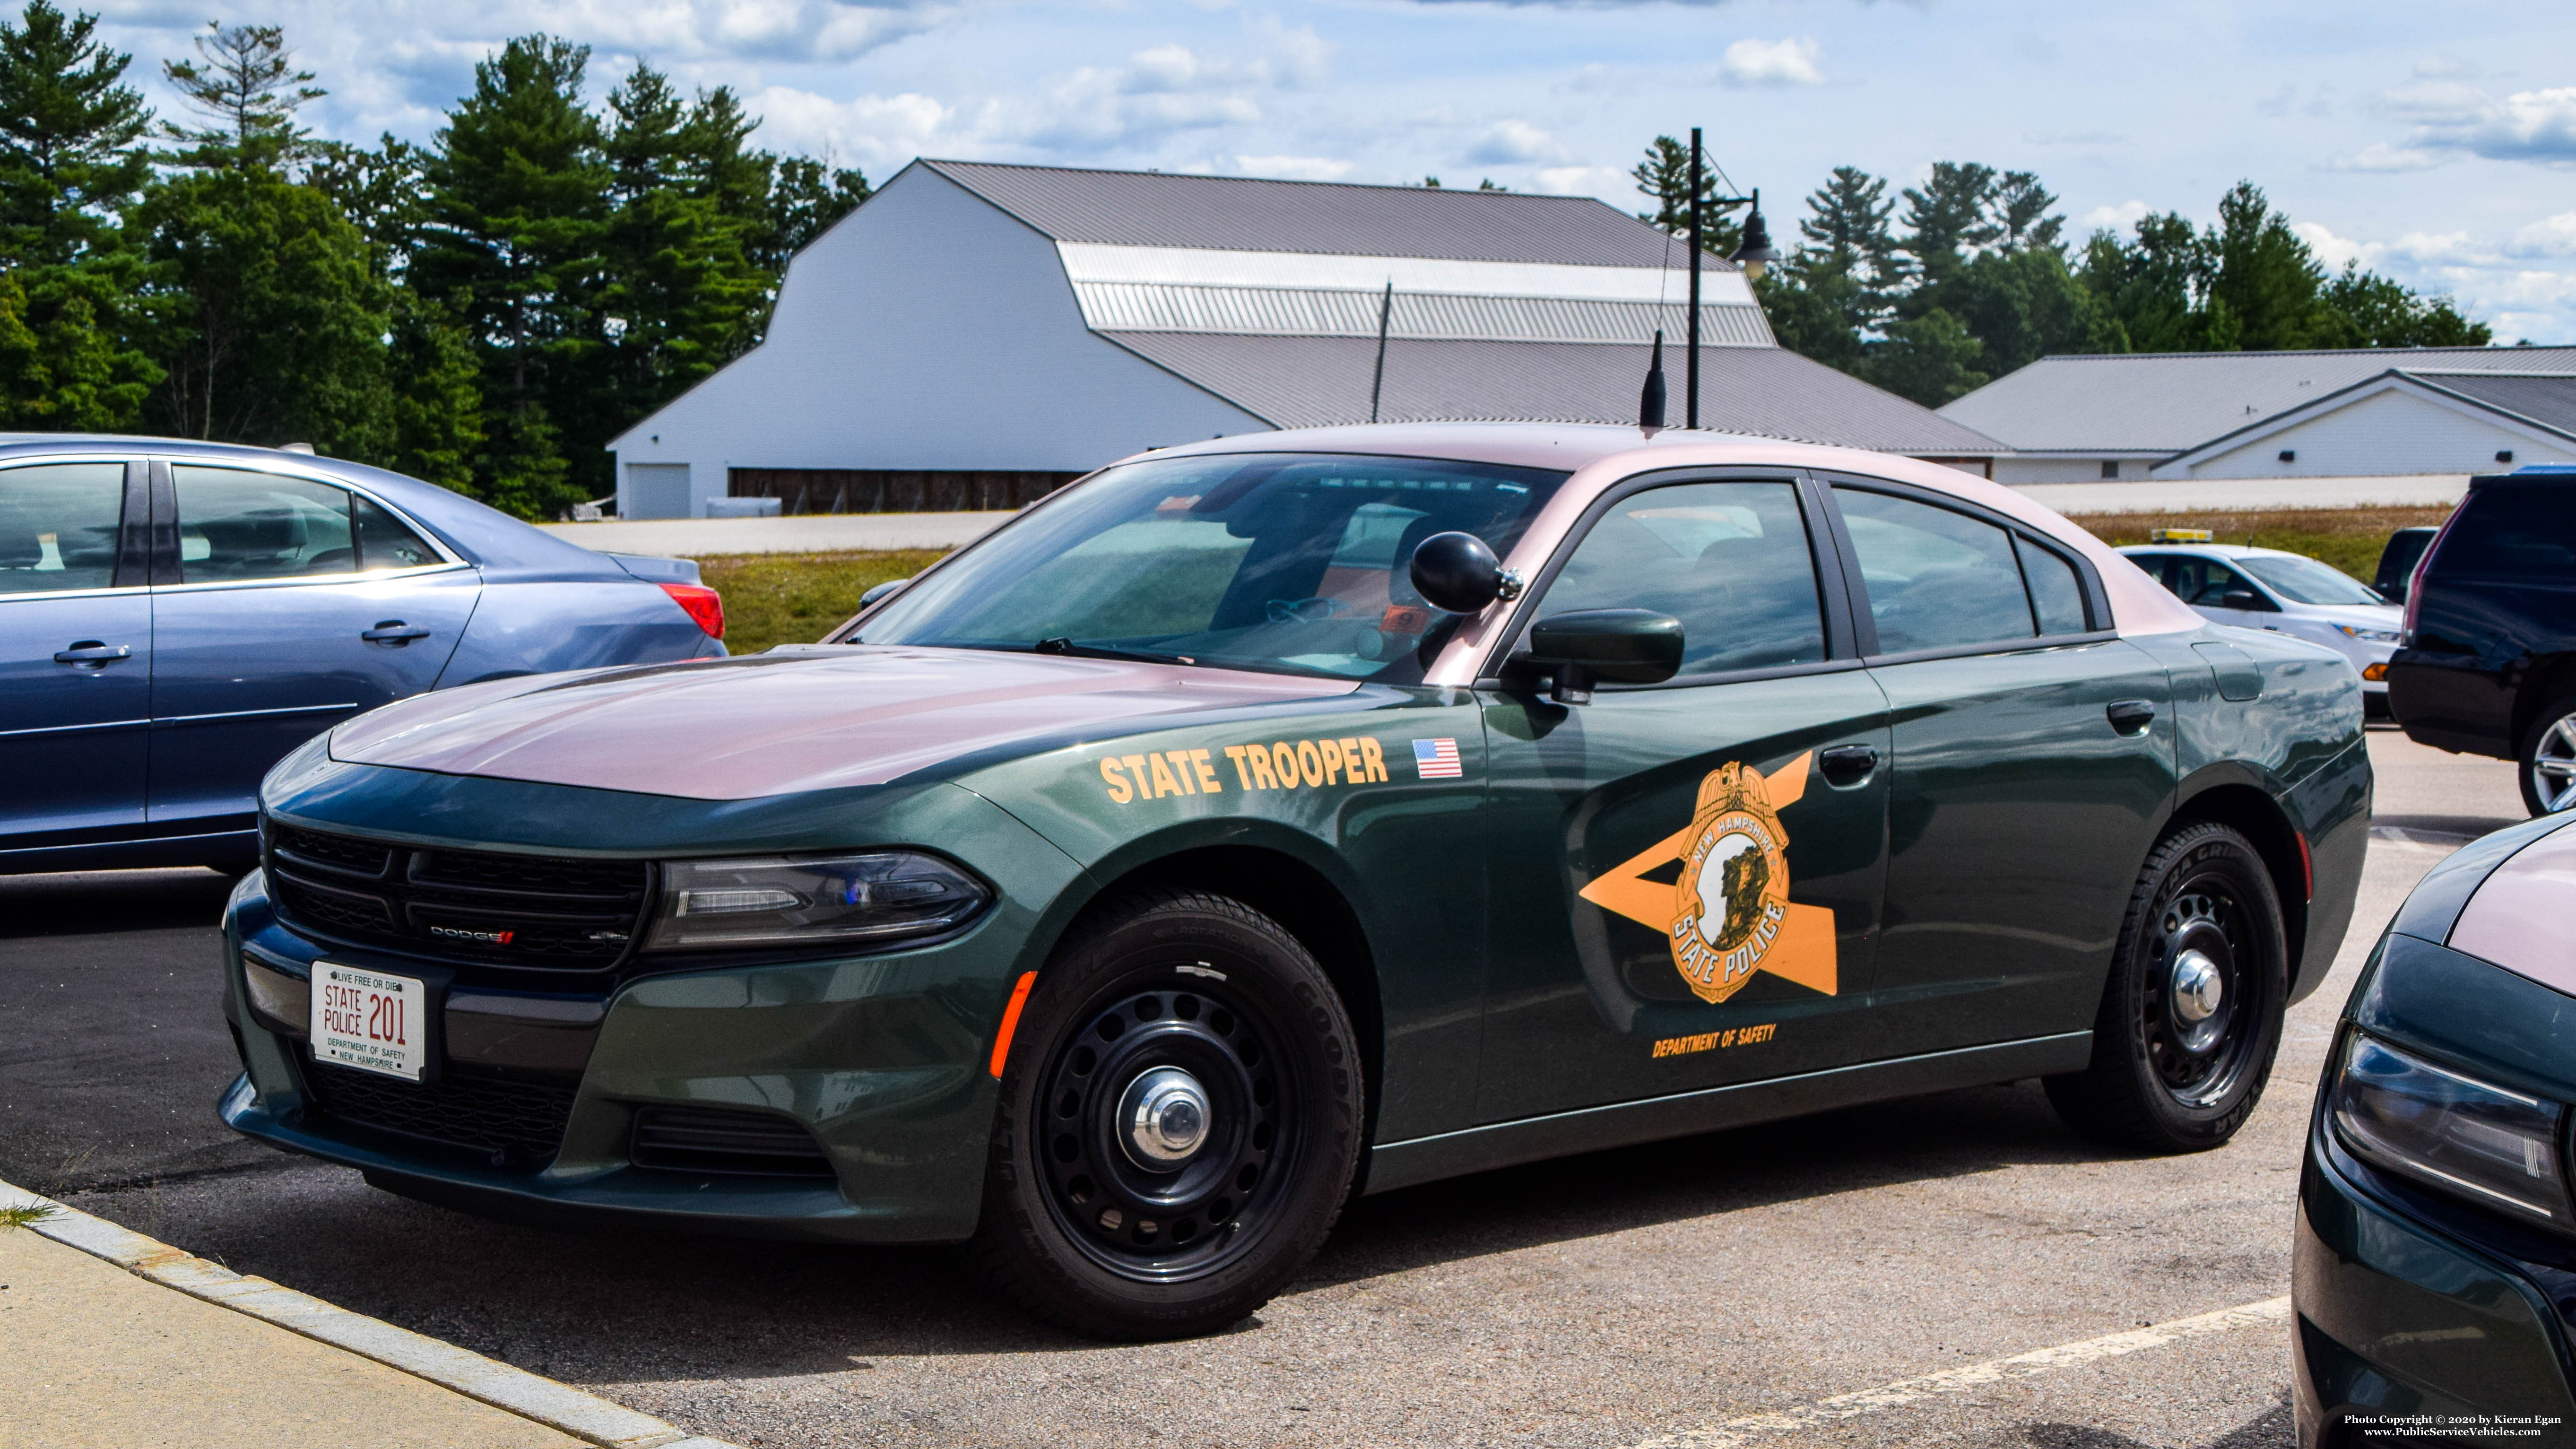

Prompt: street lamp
[{"left": 1683, "top": 130, "right": 1780, "bottom": 429}]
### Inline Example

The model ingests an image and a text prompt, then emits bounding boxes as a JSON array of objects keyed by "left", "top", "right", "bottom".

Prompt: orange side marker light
[{"left": 989, "top": 972, "right": 1038, "bottom": 1078}]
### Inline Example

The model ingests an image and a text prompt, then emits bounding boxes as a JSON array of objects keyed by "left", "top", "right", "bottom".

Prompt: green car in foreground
[{"left": 221, "top": 423, "right": 2369, "bottom": 1338}]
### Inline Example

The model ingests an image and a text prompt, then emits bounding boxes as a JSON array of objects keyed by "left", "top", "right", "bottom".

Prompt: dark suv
[{"left": 2386, "top": 465, "right": 2576, "bottom": 814}]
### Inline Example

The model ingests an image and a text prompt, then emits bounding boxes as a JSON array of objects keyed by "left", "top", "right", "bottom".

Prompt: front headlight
[
  {"left": 644, "top": 852, "right": 990, "bottom": 951},
  {"left": 2335, "top": 624, "right": 2403, "bottom": 643},
  {"left": 2330, "top": 1033, "right": 2572, "bottom": 1224}
]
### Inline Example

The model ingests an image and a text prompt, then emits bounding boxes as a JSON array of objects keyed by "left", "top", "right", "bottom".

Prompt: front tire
[
  {"left": 2046, "top": 821, "right": 2288, "bottom": 1153},
  {"left": 969, "top": 889, "right": 1363, "bottom": 1340},
  {"left": 2517, "top": 697, "right": 2576, "bottom": 816}
]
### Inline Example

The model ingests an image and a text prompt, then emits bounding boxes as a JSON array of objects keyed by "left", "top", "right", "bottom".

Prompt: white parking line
[{"left": 1633, "top": 1295, "right": 2293, "bottom": 1449}]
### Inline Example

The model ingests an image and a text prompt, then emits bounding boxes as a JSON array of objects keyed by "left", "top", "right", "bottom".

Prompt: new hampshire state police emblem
[
  {"left": 1669, "top": 762, "right": 1792, "bottom": 1004},
  {"left": 1578, "top": 752, "right": 1839, "bottom": 1004}
]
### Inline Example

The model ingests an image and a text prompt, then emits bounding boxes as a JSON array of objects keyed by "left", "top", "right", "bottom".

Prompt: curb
[{"left": 0, "top": 1177, "right": 738, "bottom": 1449}]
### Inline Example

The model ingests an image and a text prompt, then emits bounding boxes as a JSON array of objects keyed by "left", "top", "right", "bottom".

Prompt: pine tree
[
  {"left": 139, "top": 23, "right": 390, "bottom": 451},
  {"left": 761, "top": 154, "right": 869, "bottom": 271},
  {"left": 1629, "top": 135, "right": 1742, "bottom": 258},
  {"left": 411, "top": 35, "right": 607, "bottom": 516},
  {"left": 2199, "top": 181, "right": 2333, "bottom": 351},
  {"left": 1896, "top": 162, "right": 2001, "bottom": 283},
  {"left": 0, "top": 0, "right": 156, "bottom": 428}
]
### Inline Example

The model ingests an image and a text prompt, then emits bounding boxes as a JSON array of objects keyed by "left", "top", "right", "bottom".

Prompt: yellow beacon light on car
[{"left": 2151, "top": 528, "right": 2215, "bottom": 543}]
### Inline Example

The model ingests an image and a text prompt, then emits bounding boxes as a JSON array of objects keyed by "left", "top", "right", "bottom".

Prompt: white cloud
[
  {"left": 2082, "top": 199, "right": 2149, "bottom": 230},
  {"left": 2378, "top": 81, "right": 2576, "bottom": 166},
  {"left": 1465, "top": 120, "right": 1558, "bottom": 165},
  {"left": 744, "top": 86, "right": 961, "bottom": 169},
  {"left": 2511, "top": 213, "right": 2576, "bottom": 259},
  {"left": 1534, "top": 164, "right": 1625, "bottom": 195},
  {"left": 1717, "top": 37, "right": 1822, "bottom": 88},
  {"left": 1235, "top": 153, "right": 1352, "bottom": 181},
  {"left": 2330, "top": 141, "right": 2443, "bottom": 172}
]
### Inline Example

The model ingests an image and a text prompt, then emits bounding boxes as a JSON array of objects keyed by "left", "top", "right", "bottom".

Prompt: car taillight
[{"left": 659, "top": 582, "right": 725, "bottom": 640}]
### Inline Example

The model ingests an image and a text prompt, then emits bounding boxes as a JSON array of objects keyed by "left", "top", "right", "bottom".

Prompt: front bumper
[
  {"left": 217, "top": 776, "right": 1089, "bottom": 1244},
  {"left": 2295, "top": 1125, "right": 2576, "bottom": 1445}
]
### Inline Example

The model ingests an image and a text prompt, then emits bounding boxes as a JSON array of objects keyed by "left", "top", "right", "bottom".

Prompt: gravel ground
[{"left": 1, "top": 728, "right": 2528, "bottom": 1449}]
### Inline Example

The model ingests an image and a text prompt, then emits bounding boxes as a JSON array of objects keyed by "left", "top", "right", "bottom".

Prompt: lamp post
[{"left": 1682, "top": 129, "right": 1782, "bottom": 430}]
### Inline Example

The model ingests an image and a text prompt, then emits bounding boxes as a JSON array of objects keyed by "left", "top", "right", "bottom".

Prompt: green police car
[{"left": 221, "top": 424, "right": 2370, "bottom": 1339}]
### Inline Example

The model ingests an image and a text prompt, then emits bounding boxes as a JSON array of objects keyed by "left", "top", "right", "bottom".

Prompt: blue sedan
[{"left": 0, "top": 437, "right": 727, "bottom": 875}]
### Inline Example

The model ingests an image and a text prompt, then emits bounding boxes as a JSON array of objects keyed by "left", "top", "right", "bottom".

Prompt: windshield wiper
[{"left": 1033, "top": 637, "right": 1198, "bottom": 666}]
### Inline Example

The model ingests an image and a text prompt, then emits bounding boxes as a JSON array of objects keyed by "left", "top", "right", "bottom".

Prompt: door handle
[
  {"left": 2106, "top": 699, "right": 2158, "bottom": 735},
  {"left": 361, "top": 621, "right": 431, "bottom": 644},
  {"left": 53, "top": 642, "right": 131, "bottom": 665},
  {"left": 1819, "top": 743, "right": 1879, "bottom": 787}
]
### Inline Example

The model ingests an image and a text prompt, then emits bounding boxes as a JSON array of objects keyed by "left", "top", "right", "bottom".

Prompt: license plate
[{"left": 311, "top": 963, "right": 428, "bottom": 1082}]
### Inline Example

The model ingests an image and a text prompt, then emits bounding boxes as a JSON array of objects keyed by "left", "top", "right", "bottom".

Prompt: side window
[
  {"left": 0, "top": 462, "right": 126, "bottom": 595},
  {"left": 353, "top": 495, "right": 438, "bottom": 570},
  {"left": 2177, "top": 557, "right": 2273, "bottom": 611},
  {"left": 1533, "top": 480, "right": 1825, "bottom": 677},
  {"left": 172, "top": 467, "right": 356, "bottom": 583},
  {"left": 2016, "top": 536, "right": 2091, "bottom": 635},
  {"left": 1832, "top": 486, "right": 2034, "bottom": 653},
  {"left": 2123, "top": 552, "right": 2176, "bottom": 592}
]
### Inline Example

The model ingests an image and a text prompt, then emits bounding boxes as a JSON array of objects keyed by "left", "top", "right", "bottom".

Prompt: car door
[
  {"left": 1823, "top": 479, "right": 2177, "bottom": 1058},
  {"left": 0, "top": 457, "right": 151, "bottom": 852},
  {"left": 1475, "top": 472, "right": 1893, "bottom": 1123},
  {"left": 146, "top": 460, "right": 481, "bottom": 834}
]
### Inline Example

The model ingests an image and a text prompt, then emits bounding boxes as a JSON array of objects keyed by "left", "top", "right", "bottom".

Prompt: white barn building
[
  {"left": 1939, "top": 347, "right": 2576, "bottom": 486},
  {"left": 611, "top": 159, "right": 2004, "bottom": 518}
]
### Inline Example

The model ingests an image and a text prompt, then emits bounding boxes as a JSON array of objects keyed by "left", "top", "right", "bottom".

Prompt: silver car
[{"left": 2116, "top": 543, "right": 2403, "bottom": 713}]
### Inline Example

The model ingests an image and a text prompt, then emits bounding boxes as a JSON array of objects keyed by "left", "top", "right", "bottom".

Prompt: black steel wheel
[
  {"left": 2046, "top": 821, "right": 2288, "bottom": 1153},
  {"left": 2517, "top": 697, "right": 2576, "bottom": 816},
  {"left": 970, "top": 889, "right": 1362, "bottom": 1339}
]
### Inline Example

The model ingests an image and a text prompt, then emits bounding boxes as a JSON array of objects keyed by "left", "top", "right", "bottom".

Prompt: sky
[{"left": 87, "top": 0, "right": 2576, "bottom": 342}]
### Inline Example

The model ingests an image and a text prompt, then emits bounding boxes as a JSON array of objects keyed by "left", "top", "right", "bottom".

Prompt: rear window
[{"left": 2432, "top": 488, "right": 2576, "bottom": 580}]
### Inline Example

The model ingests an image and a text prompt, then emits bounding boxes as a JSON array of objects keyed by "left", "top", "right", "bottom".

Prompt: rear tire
[
  {"left": 968, "top": 889, "right": 1363, "bottom": 1340},
  {"left": 2517, "top": 697, "right": 2576, "bottom": 816},
  {"left": 2045, "top": 821, "right": 2287, "bottom": 1154}
]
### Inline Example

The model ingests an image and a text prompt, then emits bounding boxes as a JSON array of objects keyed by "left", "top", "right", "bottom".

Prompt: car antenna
[
  {"left": 1368, "top": 280, "right": 1394, "bottom": 424},
  {"left": 1639, "top": 329, "right": 1667, "bottom": 432}
]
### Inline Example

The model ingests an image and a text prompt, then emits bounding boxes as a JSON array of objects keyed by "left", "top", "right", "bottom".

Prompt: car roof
[
  {"left": 0, "top": 433, "right": 629, "bottom": 584},
  {"left": 2114, "top": 542, "right": 2296, "bottom": 561}
]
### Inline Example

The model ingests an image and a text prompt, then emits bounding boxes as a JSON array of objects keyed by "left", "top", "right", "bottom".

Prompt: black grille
[
  {"left": 631, "top": 1106, "right": 835, "bottom": 1178},
  {"left": 266, "top": 823, "right": 651, "bottom": 972},
  {"left": 303, "top": 1059, "right": 574, "bottom": 1164}
]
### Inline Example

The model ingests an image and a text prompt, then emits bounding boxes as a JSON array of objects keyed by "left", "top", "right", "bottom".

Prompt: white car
[{"left": 2116, "top": 543, "right": 2403, "bottom": 713}]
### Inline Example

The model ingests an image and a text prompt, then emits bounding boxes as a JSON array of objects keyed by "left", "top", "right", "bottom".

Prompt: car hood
[{"left": 330, "top": 646, "right": 1358, "bottom": 800}]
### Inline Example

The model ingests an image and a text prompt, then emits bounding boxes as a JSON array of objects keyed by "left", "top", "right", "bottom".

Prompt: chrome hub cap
[
  {"left": 2168, "top": 949, "right": 2226, "bottom": 1052},
  {"left": 1121, "top": 1066, "right": 1211, "bottom": 1168},
  {"left": 2533, "top": 713, "right": 2576, "bottom": 813}
]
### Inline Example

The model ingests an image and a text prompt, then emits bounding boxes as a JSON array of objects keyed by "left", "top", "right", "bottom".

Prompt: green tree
[
  {"left": 2076, "top": 212, "right": 2205, "bottom": 353},
  {"left": 760, "top": 154, "right": 868, "bottom": 270},
  {"left": 383, "top": 289, "right": 483, "bottom": 489},
  {"left": 0, "top": 0, "right": 156, "bottom": 428},
  {"left": 1865, "top": 307, "right": 1987, "bottom": 406},
  {"left": 140, "top": 23, "right": 391, "bottom": 450},
  {"left": 411, "top": 34, "right": 608, "bottom": 515},
  {"left": 1629, "top": 134, "right": 1742, "bottom": 257},
  {"left": 2198, "top": 181, "right": 2333, "bottom": 351},
  {"left": 2319, "top": 263, "right": 2492, "bottom": 347}
]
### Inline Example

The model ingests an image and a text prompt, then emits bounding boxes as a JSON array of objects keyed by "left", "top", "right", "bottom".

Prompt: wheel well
[
  {"left": 1079, "top": 847, "right": 1385, "bottom": 1152},
  {"left": 2510, "top": 653, "right": 2576, "bottom": 756},
  {"left": 2168, "top": 783, "right": 2308, "bottom": 971}
]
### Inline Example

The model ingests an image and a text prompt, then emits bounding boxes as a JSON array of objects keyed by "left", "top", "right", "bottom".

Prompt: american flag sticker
[{"left": 1413, "top": 738, "right": 1463, "bottom": 779}]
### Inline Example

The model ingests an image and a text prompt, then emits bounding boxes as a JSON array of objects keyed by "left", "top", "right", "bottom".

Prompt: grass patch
[
  {"left": 0, "top": 1203, "right": 54, "bottom": 1231},
  {"left": 691, "top": 549, "right": 948, "bottom": 655},
  {"left": 2067, "top": 505, "right": 2455, "bottom": 581}
]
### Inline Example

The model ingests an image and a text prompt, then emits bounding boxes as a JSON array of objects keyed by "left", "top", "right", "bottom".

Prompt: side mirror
[
  {"left": 859, "top": 577, "right": 910, "bottom": 608},
  {"left": 2220, "top": 587, "right": 2264, "bottom": 612},
  {"left": 1525, "top": 608, "right": 1683, "bottom": 704},
  {"left": 1408, "top": 532, "right": 1522, "bottom": 615}
]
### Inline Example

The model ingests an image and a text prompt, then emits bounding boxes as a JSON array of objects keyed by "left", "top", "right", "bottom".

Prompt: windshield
[
  {"left": 2235, "top": 554, "right": 2385, "bottom": 607},
  {"left": 854, "top": 452, "right": 1570, "bottom": 682}
]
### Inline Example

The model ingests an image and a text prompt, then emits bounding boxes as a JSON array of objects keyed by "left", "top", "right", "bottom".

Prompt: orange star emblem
[{"left": 1577, "top": 752, "right": 1839, "bottom": 1003}]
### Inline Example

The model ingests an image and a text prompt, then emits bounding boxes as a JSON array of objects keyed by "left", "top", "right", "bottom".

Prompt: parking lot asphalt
[{"left": 0, "top": 728, "right": 2529, "bottom": 1449}]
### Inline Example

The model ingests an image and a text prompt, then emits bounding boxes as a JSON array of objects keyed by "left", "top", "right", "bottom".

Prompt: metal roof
[
  {"left": 1102, "top": 333, "right": 2007, "bottom": 454},
  {"left": 2421, "top": 373, "right": 2576, "bottom": 439},
  {"left": 1937, "top": 347, "right": 2576, "bottom": 452},
  {"left": 919, "top": 159, "right": 1714, "bottom": 267}
]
